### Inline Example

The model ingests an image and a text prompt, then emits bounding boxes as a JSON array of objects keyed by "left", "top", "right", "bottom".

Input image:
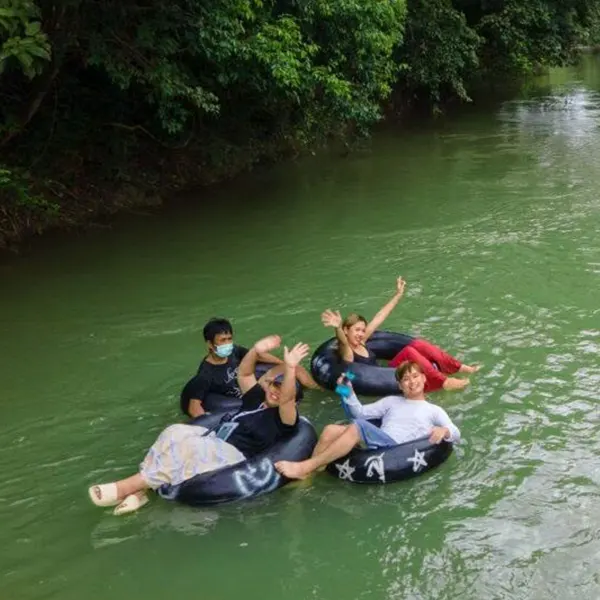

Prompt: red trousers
[{"left": 388, "top": 338, "right": 462, "bottom": 392}]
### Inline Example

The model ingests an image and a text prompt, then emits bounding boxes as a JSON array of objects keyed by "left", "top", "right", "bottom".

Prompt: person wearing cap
[
  {"left": 181, "top": 317, "right": 320, "bottom": 418},
  {"left": 88, "top": 335, "right": 309, "bottom": 515}
]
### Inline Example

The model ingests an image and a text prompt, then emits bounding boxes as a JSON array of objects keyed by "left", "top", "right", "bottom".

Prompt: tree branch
[{"left": 106, "top": 120, "right": 196, "bottom": 149}]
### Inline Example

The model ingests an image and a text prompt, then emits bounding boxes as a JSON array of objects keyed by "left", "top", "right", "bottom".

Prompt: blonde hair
[
  {"left": 342, "top": 313, "right": 368, "bottom": 329},
  {"left": 334, "top": 313, "right": 368, "bottom": 358}
]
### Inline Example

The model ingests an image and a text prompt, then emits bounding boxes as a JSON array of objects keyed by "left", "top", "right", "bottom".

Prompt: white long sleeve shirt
[{"left": 344, "top": 392, "right": 461, "bottom": 445}]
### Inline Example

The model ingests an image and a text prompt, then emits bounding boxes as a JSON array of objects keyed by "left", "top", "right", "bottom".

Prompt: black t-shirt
[
  {"left": 179, "top": 345, "right": 248, "bottom": 415},
  {"left": 225, "top": 384, "right": 298, "bottom": 458}
]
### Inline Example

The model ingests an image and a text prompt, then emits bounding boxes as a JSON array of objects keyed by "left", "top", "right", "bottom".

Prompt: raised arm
[
  {"left": 341, "top": 379, "right": 391, "bottom": 421},
  {"left": 278, "top": 342, "right": 310, "bottom": 425},
  {"left": 364, "top": 277, "right": 406, "bottom": 340},
  {"left": 254, "top": 349, "right": 320, "bottom": 390},
  {"left": 321, "top": 309, "right": 353, "bottom": 362},
  {"left": 238, "top": 335, "right": 282, "bottom": 394},
  {"left": 429, "top": 405, "right": 461, "bottom": 444},
  {"left": 256, "top": 351, "right": 283, "bottom": 365}
]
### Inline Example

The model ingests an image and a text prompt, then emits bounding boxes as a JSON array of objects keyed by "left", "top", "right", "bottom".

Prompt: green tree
[
  {"left": 0, "top": 0, "right": 50, "bottom": 79},
  {"left": 396, "top": 0, "right": 481, "bottom": 107}
]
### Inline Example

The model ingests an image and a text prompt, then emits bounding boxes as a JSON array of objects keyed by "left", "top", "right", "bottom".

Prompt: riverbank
[
  {"left": 0, "top": 88, "right": 512, "bottom": 254},
  {"left": 0, "top": 58, "right": 593, "bottom": 253},
  {"left": 0, "top": 133, "right": 322, "bottom": 253},
  {"left": 2, "top": 2, "right": 595, "bottom": 253}
]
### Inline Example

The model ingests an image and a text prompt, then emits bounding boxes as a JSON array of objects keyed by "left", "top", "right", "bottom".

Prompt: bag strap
[{"left": 200, "top": 411, "right": 235, "bottom": 437}]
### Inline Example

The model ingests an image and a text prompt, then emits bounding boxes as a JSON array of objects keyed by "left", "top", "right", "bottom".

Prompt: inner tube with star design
[
  {"left": 325, "top": 433, "right": 453, "bottom": 484},
  {"left": 310, "top": 330, "right": 415, "bottom": 397}
]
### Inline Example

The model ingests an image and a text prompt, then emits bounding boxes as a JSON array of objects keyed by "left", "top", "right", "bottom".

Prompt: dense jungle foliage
[{"left": 1, "top": 0, "right": 599, "bottom": 248}]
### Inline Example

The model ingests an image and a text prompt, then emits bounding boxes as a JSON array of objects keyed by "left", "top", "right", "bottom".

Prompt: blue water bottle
[
  {"left": 335, "top": 371, "right": 356, "bottom": 420},
  {"left": 335, "top": 370, "right": 355, "bottom": 398}
]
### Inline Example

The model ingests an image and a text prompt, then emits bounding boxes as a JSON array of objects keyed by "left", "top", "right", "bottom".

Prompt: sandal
[
  {"left": 113, "top": 492, "right": 149, "bottom": 516},
  {"left": 88, "top": 483, "right": 119, "bottom": 507}
]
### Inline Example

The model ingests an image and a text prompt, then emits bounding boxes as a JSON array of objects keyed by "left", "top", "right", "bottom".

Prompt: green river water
[{"left": 2, "top": 57, "right": 600, "bottom": 600}]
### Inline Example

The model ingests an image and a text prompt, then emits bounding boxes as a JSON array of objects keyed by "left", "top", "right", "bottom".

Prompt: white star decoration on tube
[
  {"left": 335, "top": 459, "right": 355, "bottom": 481},
  {"left": 406, "top": 449, "right": 428, "bottom": 473}
]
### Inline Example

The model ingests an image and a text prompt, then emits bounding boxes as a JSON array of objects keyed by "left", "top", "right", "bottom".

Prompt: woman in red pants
[
  {"left": 321, "top": 276, "right": 480, "bottom": 392},
  {"left": 387, "top": 337, "right": 478, "bottom": 392}
]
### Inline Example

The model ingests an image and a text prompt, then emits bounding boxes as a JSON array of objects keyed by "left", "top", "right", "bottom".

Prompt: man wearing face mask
[{"left": 180, "top": 318, "right": 319, "bottom": 418}]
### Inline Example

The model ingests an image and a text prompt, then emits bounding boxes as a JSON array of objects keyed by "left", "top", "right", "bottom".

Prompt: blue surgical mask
[{"left": 214, "top": 343, "right": 234, "bottom": 358}]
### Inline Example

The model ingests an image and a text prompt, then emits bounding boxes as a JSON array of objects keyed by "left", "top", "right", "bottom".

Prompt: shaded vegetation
[{"left": 1, "top": 0, "right": 598, "bottom": 249}]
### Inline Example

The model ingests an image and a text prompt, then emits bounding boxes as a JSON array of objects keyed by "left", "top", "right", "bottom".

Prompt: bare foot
[
  {"left": 442, "top": 377, "right": 470, "bottom": 391},
  {"left": 275, "top": 460, "right": 314, "bottom": 480},
  {"left": 459, "top": 364, "right": 481, "bottom": 374}
]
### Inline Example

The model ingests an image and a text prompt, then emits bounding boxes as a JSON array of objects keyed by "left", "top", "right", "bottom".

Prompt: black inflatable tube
[
  {"left": 186, "top": 362, "right": 304, "bottom": 414},
  {"left": 310, "top": 330, "right": 415, "bottom": 397},
  {"left": 326, "top": 432, "right": 453, "bottom": 484},
  {"left": 175, "top": 413, "right": 318, "bottom": 506}
]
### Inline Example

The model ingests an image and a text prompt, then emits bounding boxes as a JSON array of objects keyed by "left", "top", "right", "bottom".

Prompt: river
[{"left": 2, "top": 56, "right": 600, "bottom": 599}]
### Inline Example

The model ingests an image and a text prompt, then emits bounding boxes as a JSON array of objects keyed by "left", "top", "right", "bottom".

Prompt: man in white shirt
[{"left": 275, "top": 361, "right": 460, "bottom": 480}]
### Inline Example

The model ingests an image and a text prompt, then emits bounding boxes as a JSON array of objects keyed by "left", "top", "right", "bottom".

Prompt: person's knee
[
  {"left": 321, "top": 423, "right": 345, "bottom": 442},
  {"left": 409, "top": 338, "right": 427, "bottom": 351},
  {"left": 403, "top": 346, "right": 422, "bottom": 361}
]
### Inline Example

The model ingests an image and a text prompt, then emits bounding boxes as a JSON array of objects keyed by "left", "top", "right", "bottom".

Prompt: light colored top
[{"left": 344, "top": 392, "right": 461, "bottom": 445}]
